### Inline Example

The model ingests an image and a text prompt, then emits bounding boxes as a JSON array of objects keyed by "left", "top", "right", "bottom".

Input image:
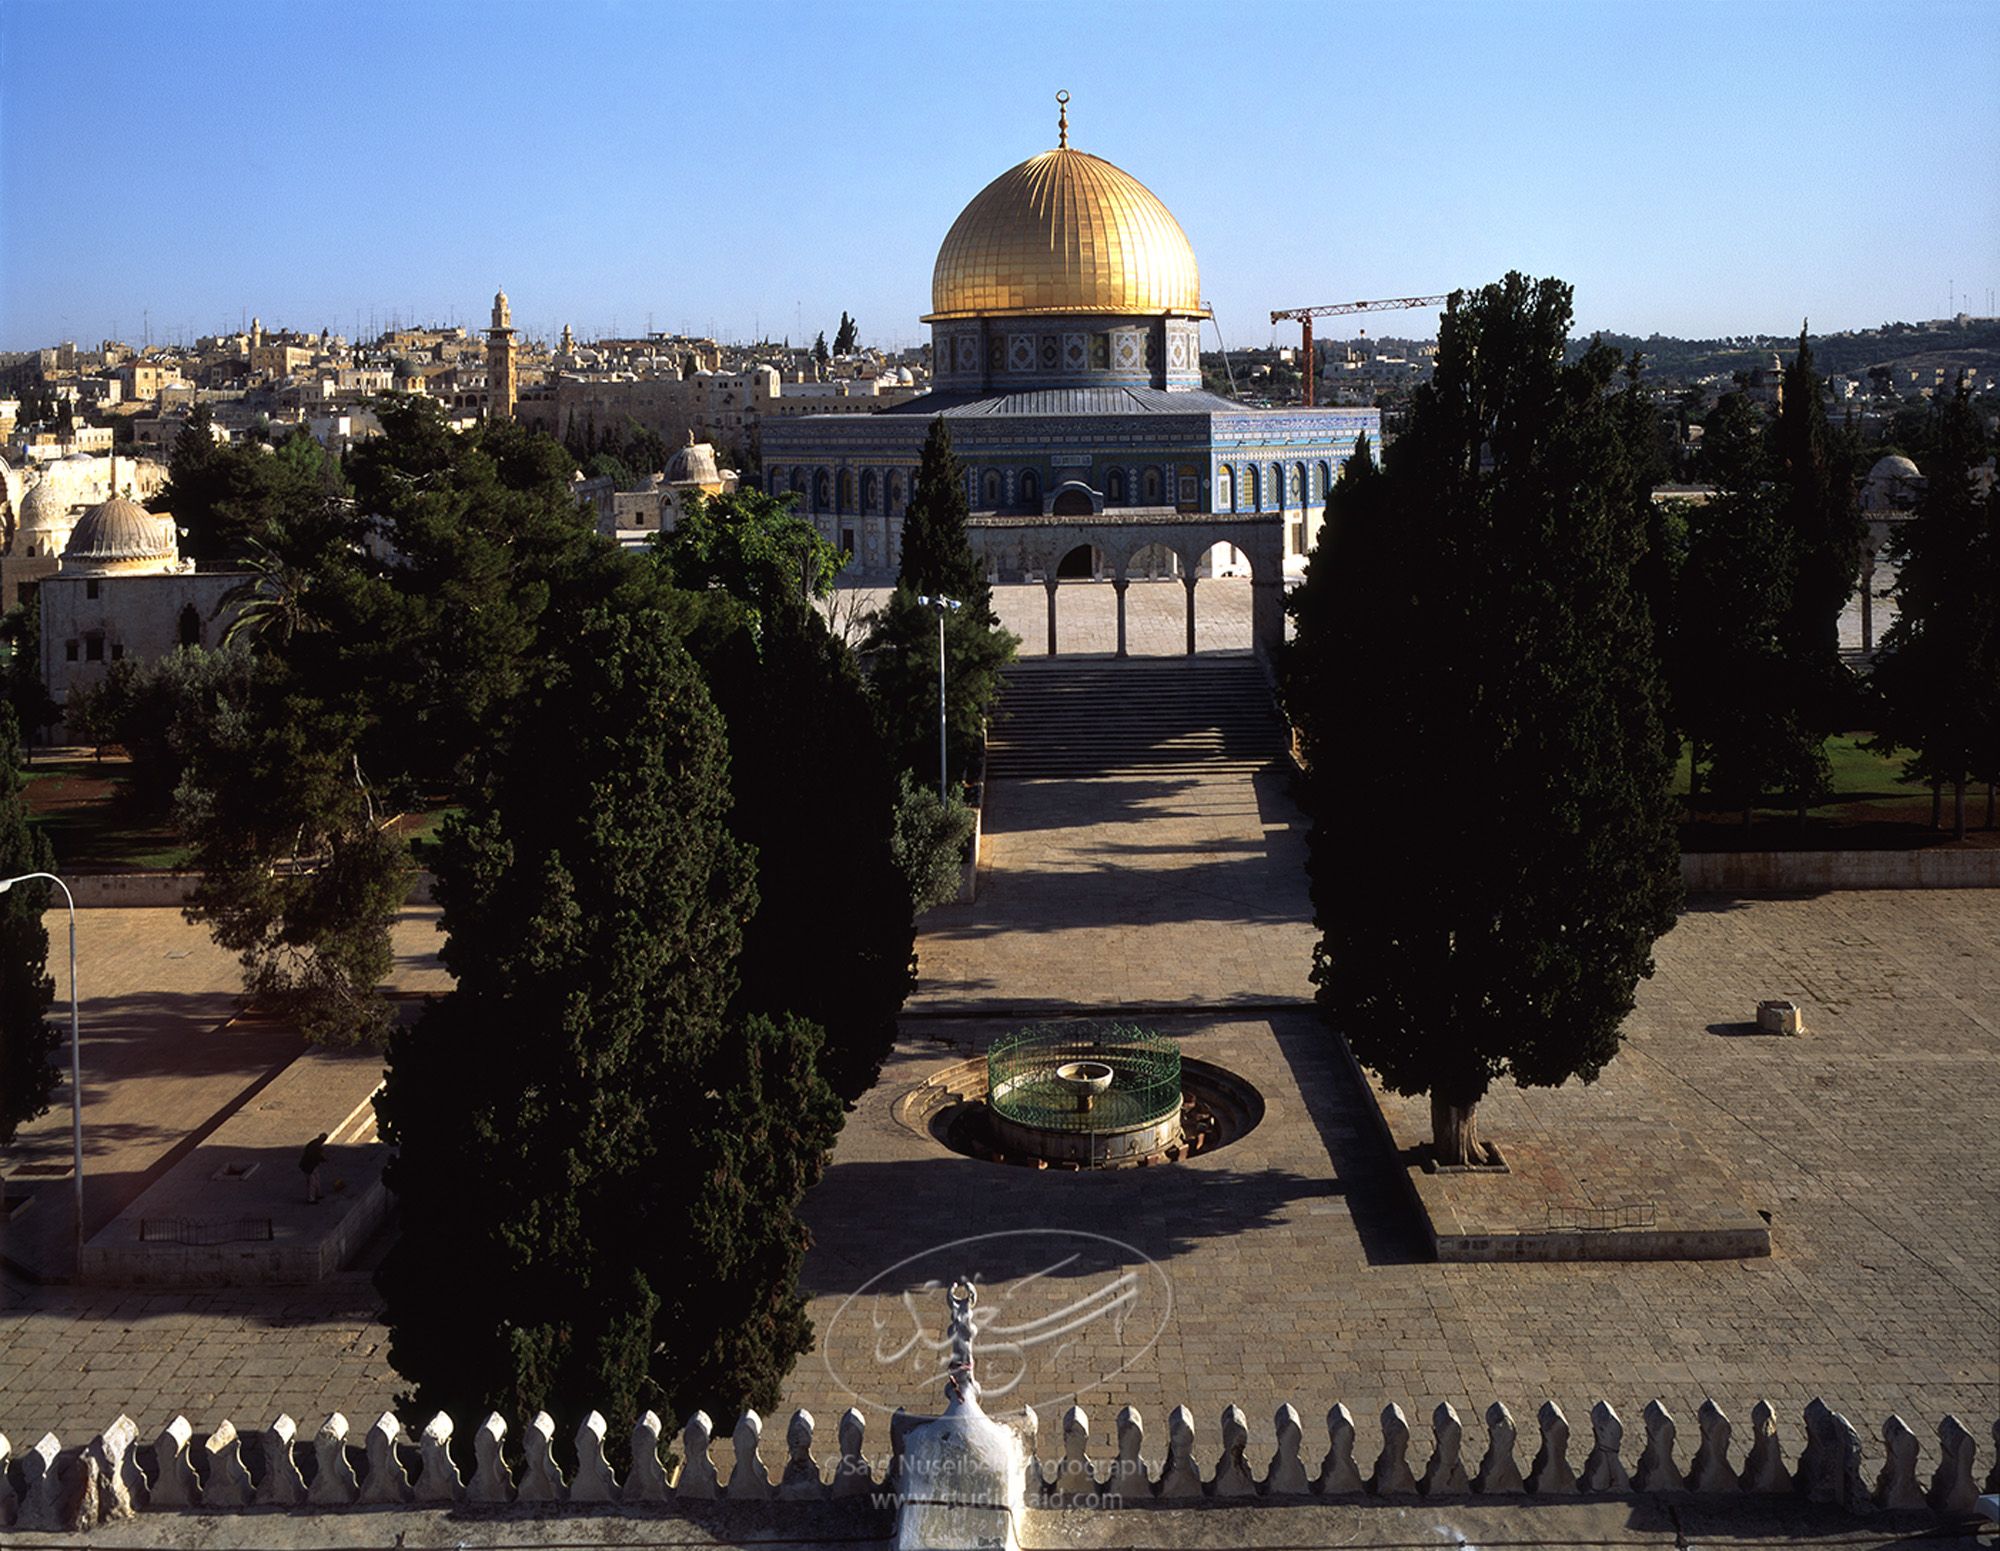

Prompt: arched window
[
  {"left": 1316, "top": 461, "right": 1332, "bottom": 502},
  {"left": 1269, "top": 464, "right": 1285, "bottom": 508},
  {"left": 836, "top": 469, "right": 853, "bottom": 513},
  {"left": 1243, "top": 465, "right": 1259, "bottom": 510},
  {"left": 861, "top": 470, "right": 878, "bottom": 514},
  {"left": 1292, "top": 463, "right": 1307, "bottom": 508},
  {"left": 1106, "top": 468, "right": 1126, "bottom": 505},
  {"left": 981, "top": 469, "right": 1002, "bottom": 507},
  {"left": 1019, "top": 469, "right": 1040, "bottom": 508},
  {"left": 887, "top": 471, "right": 904, "bottom": 514},
  {"left": 1215, "top": 464, "right": 1233, "bottom": 512},
  {"left": 791, "top": 466, "right": 806, "bottom": 496},
  {"left": 813, "top": 469, "right": 830, "bottom": 511},
  {"left": 1141, "top": 467, "right": 1163, "bottom": 504}
]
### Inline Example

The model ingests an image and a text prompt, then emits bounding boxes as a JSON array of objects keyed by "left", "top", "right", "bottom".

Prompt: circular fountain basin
[{"left": 987, "top": 1025, "right": 1184, "bottom": 1167}]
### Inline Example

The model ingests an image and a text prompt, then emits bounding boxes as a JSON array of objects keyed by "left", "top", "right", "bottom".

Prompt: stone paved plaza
[{"left": 1, "top": 671, "right": 1993, "bottom": 1484}]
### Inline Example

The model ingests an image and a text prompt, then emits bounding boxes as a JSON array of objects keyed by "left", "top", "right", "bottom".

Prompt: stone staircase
[{"left": 985, "top": 653, "right": 1286, "bottom": 779}]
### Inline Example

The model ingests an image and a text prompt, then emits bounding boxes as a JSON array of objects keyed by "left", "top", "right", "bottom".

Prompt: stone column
[
  {"left": 1045, "top": 578, "right": 1059, "bottom": 657},
  {"left": 1250, "top": 524, "right": 1287, "bottom": 666},
  {"left": 1113, "top": 578, "right": 1129, "bottom": 658},
  {"left": 1182, "top": 574, "right": 1197, "bottom": 656},
  {"left": 1860, "top": 543, "right": 1875, "bottom": 653}
]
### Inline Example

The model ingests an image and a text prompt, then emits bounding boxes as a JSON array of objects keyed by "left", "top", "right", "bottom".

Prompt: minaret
[{"left": 487, "top": 287, "right": 518, "bottom": 421}]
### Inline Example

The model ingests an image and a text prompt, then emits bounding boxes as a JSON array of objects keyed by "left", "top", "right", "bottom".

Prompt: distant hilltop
[{"left": 1575, "top": 316, "right": 2000, "bottom": 383}]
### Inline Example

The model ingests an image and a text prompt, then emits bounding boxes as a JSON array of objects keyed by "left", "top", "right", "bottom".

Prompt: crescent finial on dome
[{"left": 1056, "top": 90, "right": 1069, "bottom": 149}]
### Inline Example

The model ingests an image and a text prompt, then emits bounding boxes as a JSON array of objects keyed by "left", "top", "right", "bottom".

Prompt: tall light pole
[
  {"left": 0, "top": 871, "right": 80, "bottom": 1259},
  {"left": 917, "top": 595, "right": 961, "bottom": 800}
]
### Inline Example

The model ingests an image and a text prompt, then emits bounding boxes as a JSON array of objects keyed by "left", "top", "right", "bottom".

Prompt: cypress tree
[
  {"left": 0, "top": 703, "right": 57, "bottom": 1147},
  {"left": 1294, "top": 274, "right": 1681, "bottom": 1163},
  {"left": 1771, "top": 326, "right": 1866, "bottom": 736},
  {"left": 655, "top": 489, "right": 916, "bottom": 1104},
  {"left": 867, "top": 419, "right": 1015, "bottom": 783},
  {"left": 1677, "top": 393, "right": 1828, "bottom": 821},
  {"left": 1868, "top": 385, "right": 1998, "bottom": 840},
  {"left": 374, "top": 604, "right": 840, "bottom": 1430}
]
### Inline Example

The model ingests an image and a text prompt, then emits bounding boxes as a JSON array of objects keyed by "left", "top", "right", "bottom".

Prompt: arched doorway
[
  {"left": 1051, "top": 485, "right": 1094, "bottom": 518},
  {"left": 1056, "top": 543, "right": 1096, "bottom": 579}
]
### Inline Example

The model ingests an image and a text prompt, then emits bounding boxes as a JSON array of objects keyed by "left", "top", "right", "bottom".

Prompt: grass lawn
[
  {"left": 20, "top": 753, "right": 458, "bottom": 873},
  {"left": 1678, "top": 734, "right": 1998, "bottom": 849},
  {"left": 21, "top": 757, "right": 191, "bottom": 872}
]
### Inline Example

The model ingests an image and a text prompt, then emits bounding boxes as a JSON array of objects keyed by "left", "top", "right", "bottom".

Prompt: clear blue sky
[{"left": 2, "top": 0, "right": 1995, "bottom": 352}]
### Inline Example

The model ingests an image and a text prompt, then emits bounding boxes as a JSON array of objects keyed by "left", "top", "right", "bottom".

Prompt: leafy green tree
[
  {"left": 654, "top": 489, "right": 843, "bottom": 639},
  {"left": 865, "top": 419, "right": 1016, "bottom": 783},
  {"left": 1868, "top": 386, "right": 1999, "bottom": 839},
  {"left": 812, "top": 332, "right": 830, "bottom": 373},
  {"left": 833, "top": 312, "right": 857, "bottom": 356},
  {"left": 890, "top": 771, "right": 976, "bottom": 911},
  {"left": 66, "top": 647, "right": 258, "bottom": 818},
  {"left": 374, "top": 604, "right": 840, "bottom": 1431},
  {"left": 1, "top": 595, "right": 60, "bottom": 759},
  {"left": 1292, "top": 274, "right": 1681, "bottom": 1163},
  {"left": 656, "top": 490, "right": 914, "bottom": 1103},
  {"left": 0, "top": 704, "right": 57, "bottom": 1147}
]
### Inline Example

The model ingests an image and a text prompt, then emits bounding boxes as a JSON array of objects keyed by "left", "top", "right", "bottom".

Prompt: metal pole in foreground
[
  {"left": 0, "top": 871, "right": 80, "bottom": 1259},
  {"left": 917, "top": 596, "right": 962, "bottom": 801}
]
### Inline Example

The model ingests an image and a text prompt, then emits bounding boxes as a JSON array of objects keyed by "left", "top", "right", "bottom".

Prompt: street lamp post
[
  {"left": 0, "top": 871, "right": 80, "bottom": 1259},
  {"left": 917, "top": 595, "right": 961, "bottom": 800}
]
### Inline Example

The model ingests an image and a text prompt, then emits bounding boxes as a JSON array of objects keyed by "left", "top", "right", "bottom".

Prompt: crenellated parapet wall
[{"left": 2, "top": 1395, "right": 1994, "bottom": 1537}]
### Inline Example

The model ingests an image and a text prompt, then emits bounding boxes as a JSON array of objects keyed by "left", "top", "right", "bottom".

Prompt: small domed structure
[
  {"left": 59, "top": 494, "right": 182, "bottom": 576},
  {"left": 1863, "top": 453, "right": 1924, "bottom": 514},
  {"left": 13, "top": 475, "right": 79, "bottom": 559},
  {"left": 666, "top": 433, "right": 724, "bottom": 493}
]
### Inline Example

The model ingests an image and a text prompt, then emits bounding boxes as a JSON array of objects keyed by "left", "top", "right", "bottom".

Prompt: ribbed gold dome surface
[{"left": 926, "top": 147, "right": 1207, "bottom": 322}]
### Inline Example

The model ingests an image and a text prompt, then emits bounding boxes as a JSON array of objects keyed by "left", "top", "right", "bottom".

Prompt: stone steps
[{"left": 987, "top": 655, "right": 1284, "bottom": 779}]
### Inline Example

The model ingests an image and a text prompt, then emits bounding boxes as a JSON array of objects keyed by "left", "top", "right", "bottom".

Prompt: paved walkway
[{"left": 0, "top": 691, "right": 1993, "bottom": 1489}]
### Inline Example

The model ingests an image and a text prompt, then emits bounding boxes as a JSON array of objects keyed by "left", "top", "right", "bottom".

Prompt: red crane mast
[{"left": 1269, "top": 294, "right": 1451, "bottom": 407}]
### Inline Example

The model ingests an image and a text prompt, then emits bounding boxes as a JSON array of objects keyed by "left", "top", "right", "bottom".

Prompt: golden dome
[{"left": 926, "top": 145, "right": 1207, "bottom": 322}]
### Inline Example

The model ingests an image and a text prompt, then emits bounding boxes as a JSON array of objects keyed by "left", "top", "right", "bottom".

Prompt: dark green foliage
[
  {"left": 1289, "top": 274, "right": 1681, "bottom": 1146},
  {"left": 1, "top": 594, "right": 59, "bottom": 756},
  {"left": 173, "top": 395, "right": 613, "bottom": 1043},
  {"left": 374, "top": 605, "right": 841, "bottom": 1431},
  {"left": 1672, "top": 394, "right": 1829, "bottom": 813},
  {"left": 654, "top": 489, "right": 843, "bottom": 639},
  {"left": 0, "top": 704, "right": 57, "bottom": 1147},
  {"left": 895, "top": 420, "right": 990, "bottom": 611},
  {"left": 890, "top": 771, "right": 976, "bottom": 912},
  {"left": 657, "top": 490, "right": 914, "bottom": 1104},
  {"left": 61, "top": 647, "right": 257, "bottom": 818},
  {"left": 1867, "top": 387, "right": 1999, "bottom": 837},
  {"left": 158, "top": 410, "right": 347, "bottom": 565},
  {"left": 833, "top": 312, "right": 858, "bottom": 356},
  {"left": 812, "top": 332, "right": 830, "bottom": 371},
  {"left": 866, "top": 420, "right": 1015, "bottom": 782},
  {"left": 1770, "top": 328, "right": 1866, "bottom": 729}
]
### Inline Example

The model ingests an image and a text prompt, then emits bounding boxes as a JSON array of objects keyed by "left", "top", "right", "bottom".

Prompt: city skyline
[{"left": 2, "top": 0, "right": 1996, "bottom": 354}]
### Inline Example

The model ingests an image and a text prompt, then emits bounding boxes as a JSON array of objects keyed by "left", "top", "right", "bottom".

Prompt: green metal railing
[{"left": 987, "top": 1023, "right": 1182, "bottom": 1134}]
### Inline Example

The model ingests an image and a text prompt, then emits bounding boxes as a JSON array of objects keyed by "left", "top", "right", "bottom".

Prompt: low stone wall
[
  {"left": 2, "top": 1394, "right": 1989, "bottom": 1535},
  {"left": 64, "top": 873, "right": 438, "bottom": 908},
  {"left": 1681, "top": 848, "right": 2000, "bottom": 891}
]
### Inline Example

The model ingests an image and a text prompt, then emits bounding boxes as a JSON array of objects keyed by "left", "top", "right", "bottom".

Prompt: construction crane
[{"left": 1270, "top": 294, "right": 1451, "bottom": 407}]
